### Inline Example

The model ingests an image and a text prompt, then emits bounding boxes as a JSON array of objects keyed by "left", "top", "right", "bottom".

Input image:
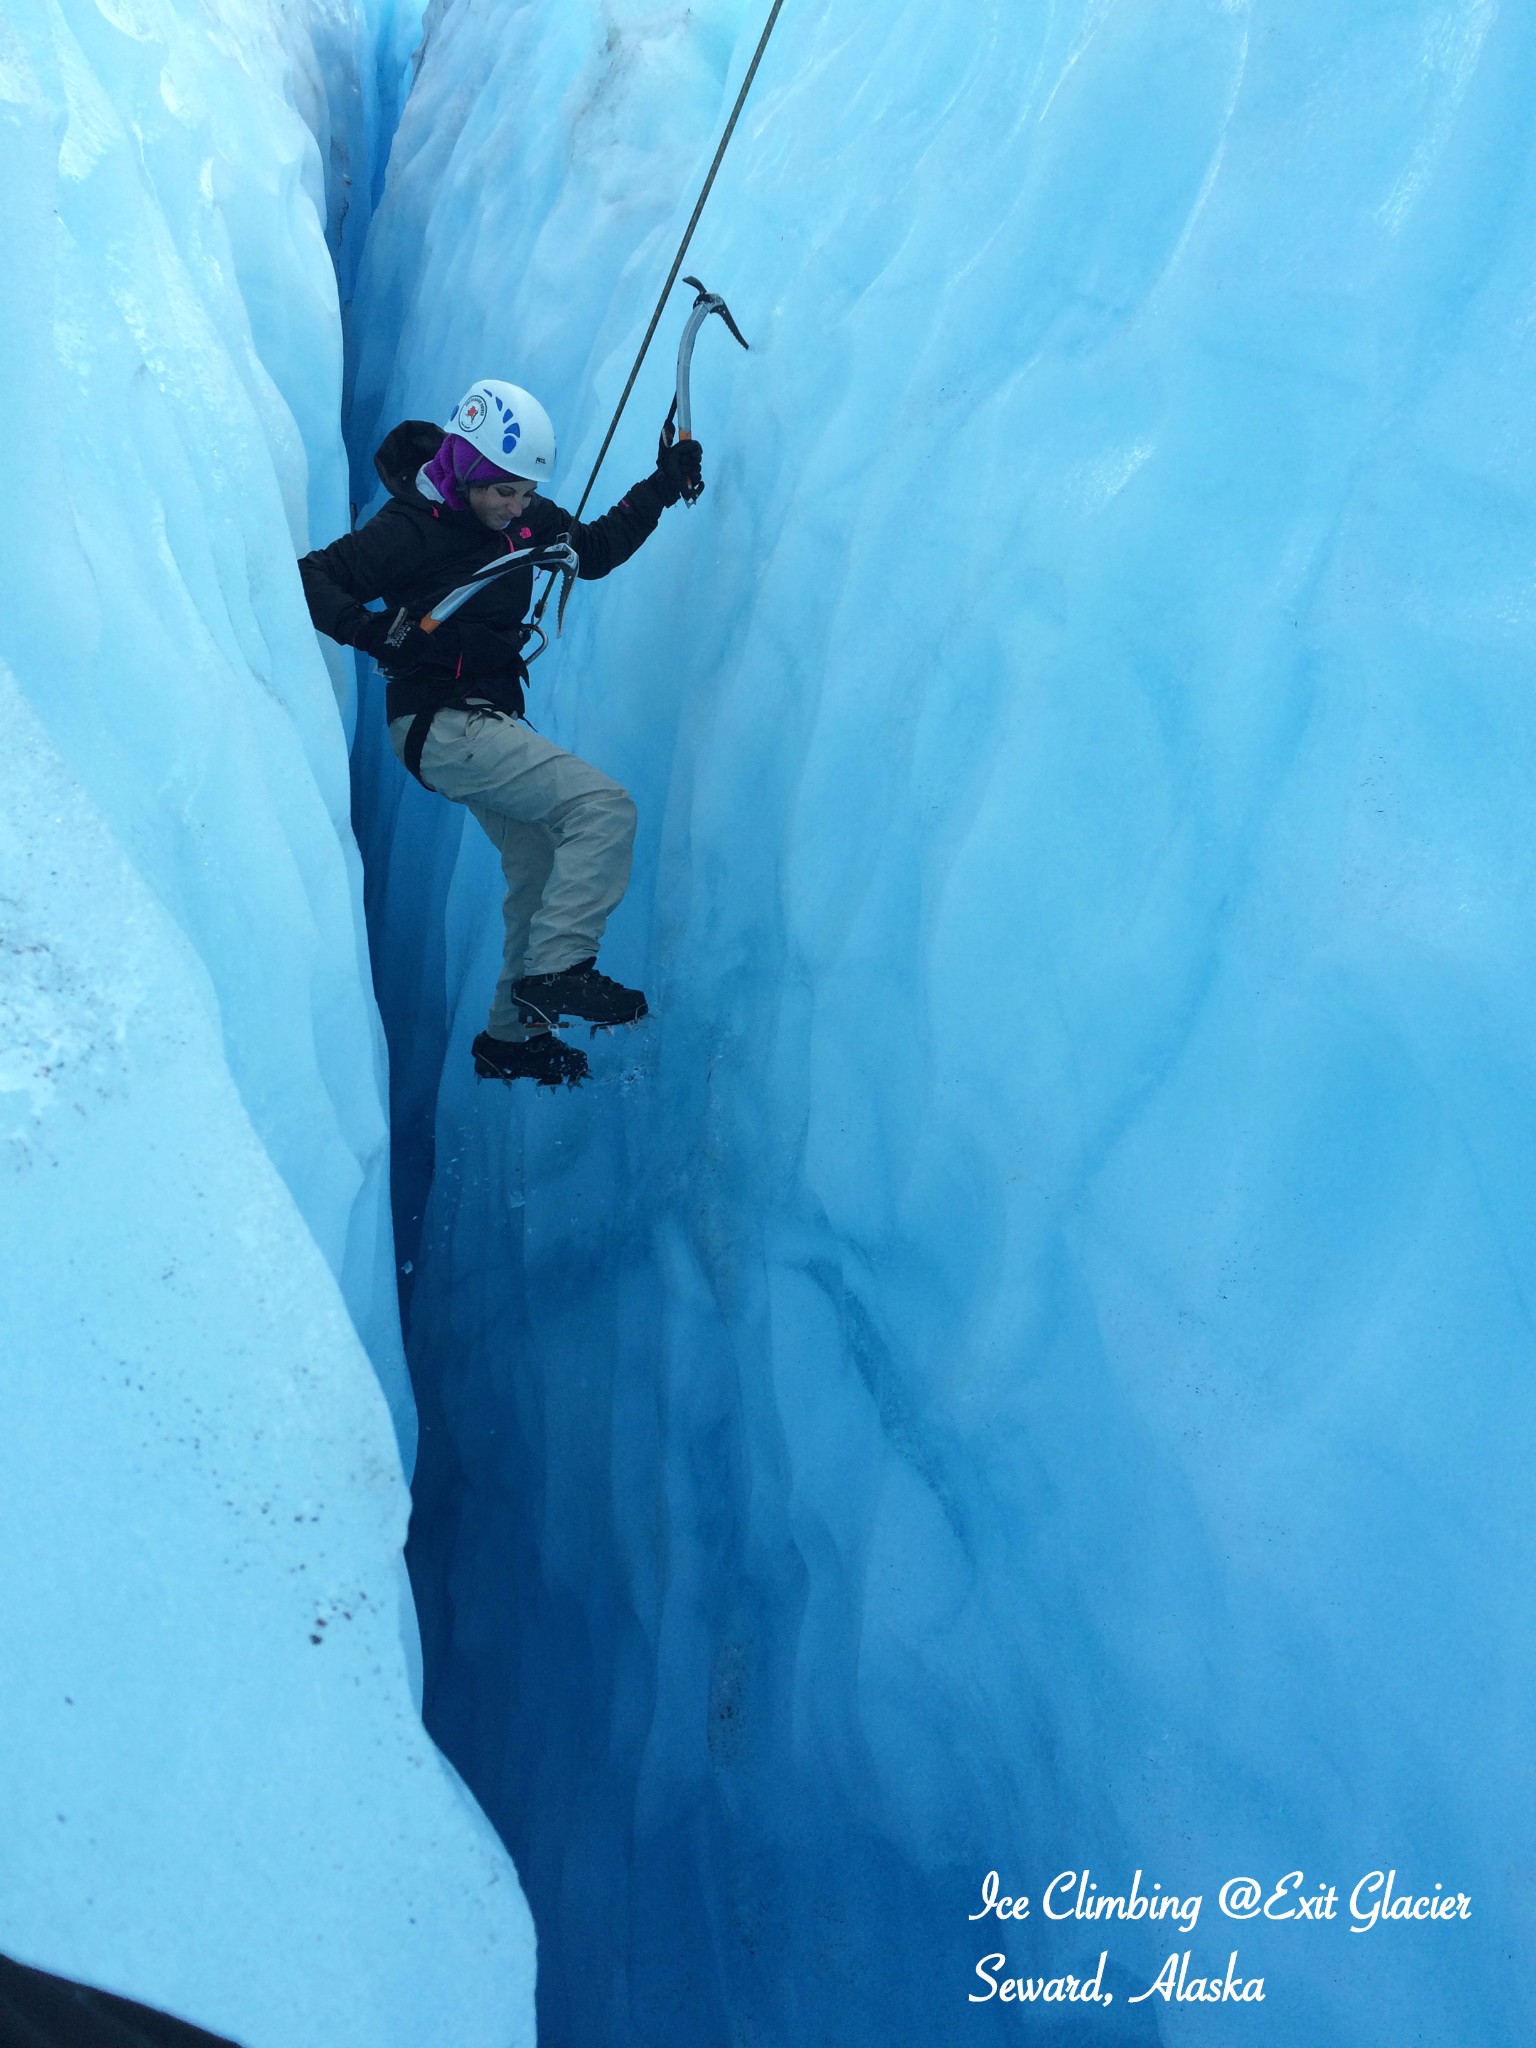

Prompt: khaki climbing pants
[{"left": 390, "top": 708, "right": 636, "bottom": 1042}]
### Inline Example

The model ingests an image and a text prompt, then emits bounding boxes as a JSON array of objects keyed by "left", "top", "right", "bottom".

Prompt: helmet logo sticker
[
  {"left": 457, "top": 391, "right": 490, "bottom": 434},
  {"left": 490, "top": 390, "right": 522, "bottom": 456}
]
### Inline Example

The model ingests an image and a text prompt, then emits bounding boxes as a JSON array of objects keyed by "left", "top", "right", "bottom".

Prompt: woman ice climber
[{"left": 299, "top": 379, "right": 702, "bottom": 1088}]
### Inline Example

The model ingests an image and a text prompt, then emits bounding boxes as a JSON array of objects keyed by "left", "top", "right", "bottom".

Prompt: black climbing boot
[
  {"left": 472, "top": 1030, "right": 589, "bottom": 1089},
  {"left": 512, "top": 956, "right": 649, "bottom": 1030}
]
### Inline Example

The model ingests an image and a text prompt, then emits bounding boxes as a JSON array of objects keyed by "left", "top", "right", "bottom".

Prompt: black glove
[
  {"left": 653, "top": 433, "right": 704, "bottom": 507},
  {"left": 354, "top": 606, "right": 458, "bottom": 672}
]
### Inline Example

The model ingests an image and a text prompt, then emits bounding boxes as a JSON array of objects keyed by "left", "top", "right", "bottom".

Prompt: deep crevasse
[
  {"left": 4, "top": 1, "right": 1534, "bottom": 2043},
  {"left": 349, "top": 3, "right": 1536, "bottom": 2045},
  {"left": 0, "top": 3, "right": 531, "bottom": 2043}
]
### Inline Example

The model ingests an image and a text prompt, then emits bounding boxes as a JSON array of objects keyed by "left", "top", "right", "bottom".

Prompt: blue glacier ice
[
  {"left": 0, "top": 1, "right": 531, "bottom": 2042},
  {"left": 346, "top": 2, "right": 1536, "bottom": 2044},
  {"left": 5, "top": 0, "right": 1534, "bottom": 2042}
]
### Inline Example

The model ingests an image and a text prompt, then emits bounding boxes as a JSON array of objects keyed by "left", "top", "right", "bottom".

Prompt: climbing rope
[{"left": 531, "top": 0, "right": 786, "bottom": 633}]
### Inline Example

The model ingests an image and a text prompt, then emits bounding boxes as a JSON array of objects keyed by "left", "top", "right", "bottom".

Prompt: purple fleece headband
[{"left": 424, "top": 430, "right": 516, "bottom": 511}]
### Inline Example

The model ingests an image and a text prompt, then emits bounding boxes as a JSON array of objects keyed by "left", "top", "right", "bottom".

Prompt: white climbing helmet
[{"left": 446, "top": 379, "right": 557, "bottom": 484}]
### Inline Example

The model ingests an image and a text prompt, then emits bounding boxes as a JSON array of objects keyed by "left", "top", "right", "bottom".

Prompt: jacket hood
[{"left": 373, "top": 419, "right": 445, "bottom": 501}]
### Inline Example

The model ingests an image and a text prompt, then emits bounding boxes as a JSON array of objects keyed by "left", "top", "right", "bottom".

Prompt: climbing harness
[
  {"left": 398, "top": 538, "right": 581, "bottom": 789},
  {"left": 530, "top": 0, "right": 785, "bottom": 631},
  {"left": 663, "top": 277, "right": 750, "bottom": 505}
]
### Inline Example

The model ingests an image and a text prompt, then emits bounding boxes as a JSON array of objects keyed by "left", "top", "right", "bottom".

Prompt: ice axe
[
  {"left": 528, "top": 272, "right": 752, "bottom": 639},
  {"left": 662, "top": 275, "right": 750, "bottom": 504},
  {"left": 415, "top": 536, "right": 580, "bottom": 660}
]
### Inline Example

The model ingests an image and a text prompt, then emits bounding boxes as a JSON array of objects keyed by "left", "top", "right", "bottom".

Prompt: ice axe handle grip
[{"left": 678, "top": 431, "right": 705, "bottom": 506}]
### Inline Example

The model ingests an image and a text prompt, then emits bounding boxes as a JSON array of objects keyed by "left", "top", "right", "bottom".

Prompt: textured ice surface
[
  {"left": 0, "top": 2, "right": 530, "bottom": 2042},
  {"left": 0, "top": 0, "right": 405, "bottom": 1427},
  {"left": 351, "top": 2, "right": 1536, "bottom": 2045}
]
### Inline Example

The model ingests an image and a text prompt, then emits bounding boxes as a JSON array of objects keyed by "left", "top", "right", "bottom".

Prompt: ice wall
[
  {"left": 0, "top": 1, "right": 530, "bottom": 2042},
  {"left": 350, "top": 2, "right": 1536, "bottom": 2043},
  {"left": 0, "top": 0, "right": 406, "bottom": 1425}
]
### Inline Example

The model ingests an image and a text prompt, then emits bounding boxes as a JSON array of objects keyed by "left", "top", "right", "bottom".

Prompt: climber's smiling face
[{"left": 468, "top": 478, "right": 537, "bottom": 529}]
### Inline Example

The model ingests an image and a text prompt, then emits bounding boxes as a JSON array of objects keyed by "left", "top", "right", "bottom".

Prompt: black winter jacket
[{"left": 298, "top": 420, "right": 669, "bottom": 722}]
